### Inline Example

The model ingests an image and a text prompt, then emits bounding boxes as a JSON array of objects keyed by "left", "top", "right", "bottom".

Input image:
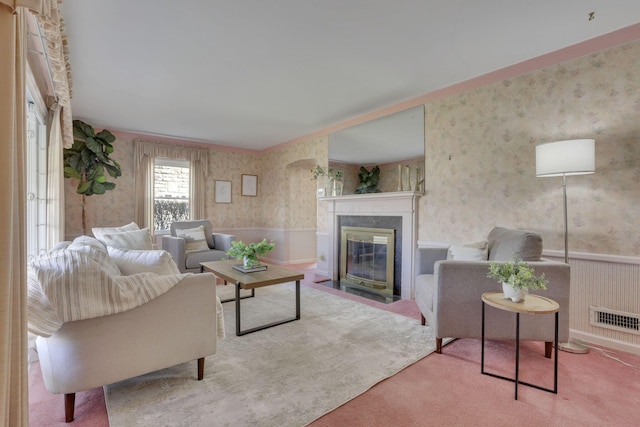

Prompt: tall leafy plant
[{"left": 64, "top": 119, "right": 122, "bottom": 235}]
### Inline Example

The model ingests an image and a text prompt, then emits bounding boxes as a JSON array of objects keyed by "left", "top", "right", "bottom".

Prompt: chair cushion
[
  {"left": 170, "top": 220, "right": 214, "bottom": 249},
  {"left": 184, "top": 249, "right": 228, "bottom": 270},
  {"left": 487, "top": 227, "right": 542, "bottom": 261}
]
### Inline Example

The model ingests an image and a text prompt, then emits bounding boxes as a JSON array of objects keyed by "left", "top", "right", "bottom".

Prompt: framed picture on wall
[
  {"left": 241, "top": 174, "right": 258, "bottom": 196},
  {"left": 214, "top": 180, "right": 232, "bottom": 203}
]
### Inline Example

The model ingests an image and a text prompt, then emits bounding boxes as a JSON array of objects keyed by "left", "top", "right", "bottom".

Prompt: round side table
[{"left": 481, "top": 292, "right": 560, "bottom": 400}]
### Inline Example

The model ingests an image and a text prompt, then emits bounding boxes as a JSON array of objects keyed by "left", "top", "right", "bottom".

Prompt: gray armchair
[
  {"left": 415, "top": 227, "right": 570, "bottom": 357},
  {"left": 162, "top": 219, "right": 236, "bottom": 273}
]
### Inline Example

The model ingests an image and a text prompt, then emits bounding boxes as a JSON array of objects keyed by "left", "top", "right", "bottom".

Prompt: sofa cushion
[
  {"left": 101, "top": 228, "right": 153, "bottom": 250},
  {"left": 107, "top": 247, "right": 181, "bottom": 276},
  {"left": 92, "top": 222, "right": 140, "bottom": 245},
  {"left": 487, "top": 227, "right": 542, "bottom": 261},
  {"left": 174, "top": 225, "right": 209, "bottom": 253}
]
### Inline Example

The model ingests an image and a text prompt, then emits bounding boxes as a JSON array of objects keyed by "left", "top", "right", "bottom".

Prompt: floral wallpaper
[
  {"left": 421, "top": 39, "right": 640, "bottom": 256},
  {"left": 260, "top": 135, "right": 327, "bottom": 230},
  {"left": 66, "top": 134, "right": 326, "bottom": 238},
  {"left": 66, "top": 39, "right": 640, "bottom": 257}
]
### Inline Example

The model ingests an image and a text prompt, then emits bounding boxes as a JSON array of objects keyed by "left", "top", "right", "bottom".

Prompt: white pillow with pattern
[{"left": 175, "top": 225, "right": 210, "bottom": 253}]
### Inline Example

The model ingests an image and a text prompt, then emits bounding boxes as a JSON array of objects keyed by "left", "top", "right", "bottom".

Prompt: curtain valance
[{"left": 134, "top": 139, "right": 209, "bottom": 176}]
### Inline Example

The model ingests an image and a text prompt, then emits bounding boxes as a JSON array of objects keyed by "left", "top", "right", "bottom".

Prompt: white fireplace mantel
[{"left": 322, "top": 191, "right": 423, "bottom": 299}]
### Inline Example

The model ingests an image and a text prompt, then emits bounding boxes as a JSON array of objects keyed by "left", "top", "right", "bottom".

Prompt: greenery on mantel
[
  {"left": 310, "top": 165, "right": 343, "bottom": 181},
  {"left": 355, "top": 165, "right": 381, "bottom": 194}
]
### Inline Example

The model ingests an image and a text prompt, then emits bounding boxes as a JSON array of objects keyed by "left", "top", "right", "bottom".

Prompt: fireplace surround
[{"left": 320, "top": 191, "right": 423, "bottom": 299}]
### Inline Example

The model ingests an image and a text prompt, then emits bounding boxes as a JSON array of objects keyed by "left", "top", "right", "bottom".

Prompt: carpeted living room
[{"left": 3, "top": 2, "right": 640, "bottom": 426}]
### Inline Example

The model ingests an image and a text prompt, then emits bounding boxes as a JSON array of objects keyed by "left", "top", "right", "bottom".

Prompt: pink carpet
[{"left": 29, "top": 264, "right": 640, "bottom": 426}]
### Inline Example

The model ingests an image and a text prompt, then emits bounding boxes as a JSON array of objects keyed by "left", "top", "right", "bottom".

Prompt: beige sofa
[
  {"left": 36, "top": 273, "right": 218, "bottom": 422},
  {"left": 29, "top": 235, "right": 220, "bottom": 422},
  {"left": 415, "top": 227, "right": 570, "bottom": 356}
]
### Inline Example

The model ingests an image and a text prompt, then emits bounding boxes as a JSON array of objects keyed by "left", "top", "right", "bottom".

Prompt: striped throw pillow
[{"left": 175, "top": 225, "right": 210, "bottom": 253}]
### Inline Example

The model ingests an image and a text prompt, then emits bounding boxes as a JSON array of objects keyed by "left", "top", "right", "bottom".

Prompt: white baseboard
[{"left": 570, "top": 329, "right": 640, "bottom": 356}]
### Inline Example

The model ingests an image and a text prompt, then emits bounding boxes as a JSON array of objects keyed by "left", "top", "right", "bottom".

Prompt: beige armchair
[
  {"left": 415, "top": 227, "right": 570, "bottom": 356},
  {"left": 162, "top": 219, "right": 236, "bottom": 273},
  {"left": 36, "top": 273, "right": 218, "bottom": 422}
]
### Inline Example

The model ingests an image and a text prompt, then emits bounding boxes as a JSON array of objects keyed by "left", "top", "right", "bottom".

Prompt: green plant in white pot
[
  {"left": 226, "top": 239, "right": 275, "bottom": 268},
  {"left": 487, "top": 256, "right": 548, "bottom": 302}
]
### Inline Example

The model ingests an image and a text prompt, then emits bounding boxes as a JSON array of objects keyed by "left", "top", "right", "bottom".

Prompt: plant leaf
[
  {"left": 77, "top": 181, "right": 92, "bottom": 194},
  {"left": 96, "top": 129, "right": 116, "bottom": 143}
]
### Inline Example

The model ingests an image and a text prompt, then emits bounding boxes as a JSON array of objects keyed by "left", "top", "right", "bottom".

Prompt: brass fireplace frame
[{"left": 340, "top": 226, "right": 395, "bottom": 296}]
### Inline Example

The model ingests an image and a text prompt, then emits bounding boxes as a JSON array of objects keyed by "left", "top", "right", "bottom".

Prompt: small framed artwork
[
  {"left": 241, "top": 174, "right": 258, "bottom": 197},
  {"left": 214, "top": 180, "right": 232, "bottom": 203}
]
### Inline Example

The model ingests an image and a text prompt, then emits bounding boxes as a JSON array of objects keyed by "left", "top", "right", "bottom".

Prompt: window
[
  {"left": 154, "top": 157, "right": 190, "bottom": 231},
  {"left": 26, "top": 101, "right": 47, "bottom": 262}
]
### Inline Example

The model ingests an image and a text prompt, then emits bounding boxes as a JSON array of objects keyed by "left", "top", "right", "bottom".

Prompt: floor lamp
[{"left": 536, "top": 139, "right": 595, "bottom": 354}]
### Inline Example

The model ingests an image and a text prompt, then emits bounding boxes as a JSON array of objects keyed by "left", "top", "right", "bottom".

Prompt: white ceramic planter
[{"left": 502, "top": 282, "right": 528, "bottom": 303}]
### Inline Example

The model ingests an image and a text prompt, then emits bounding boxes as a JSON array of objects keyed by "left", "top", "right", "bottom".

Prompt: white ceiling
[{"left": 60, "top": 1, "right": 640, "bottom": 152}]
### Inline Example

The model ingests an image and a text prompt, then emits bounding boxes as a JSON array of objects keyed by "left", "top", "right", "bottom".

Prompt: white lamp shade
[{"left": 536, "top": 139, "right": 595, "bottom": 177}]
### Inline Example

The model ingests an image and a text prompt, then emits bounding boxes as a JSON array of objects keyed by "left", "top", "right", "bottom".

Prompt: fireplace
[
  {"left": 340, "top": 226, "right": 395, "bottom": 297},
  {"left": 320, "top": 191, "right": 423, "bottom": 299}
]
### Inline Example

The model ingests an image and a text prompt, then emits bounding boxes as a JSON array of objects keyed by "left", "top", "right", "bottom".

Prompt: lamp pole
[{"left": 562, "top": 174, "right": 568, "bottom": 264}]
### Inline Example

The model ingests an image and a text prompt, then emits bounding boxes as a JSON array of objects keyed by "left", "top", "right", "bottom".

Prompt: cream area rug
[{"left": 105, "top": 282, "right": 435, "bottom": 426}]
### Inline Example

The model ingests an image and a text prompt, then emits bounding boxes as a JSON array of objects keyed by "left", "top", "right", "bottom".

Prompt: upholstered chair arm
[
  {"left": 212, "top": 233, "right": 236, "bottom": 252},
  {"left": 415, "top": 247, "right": 448, "bottom": 275},
  {"left": 162, "top": 235, "right": 187, "bottom": 272}
]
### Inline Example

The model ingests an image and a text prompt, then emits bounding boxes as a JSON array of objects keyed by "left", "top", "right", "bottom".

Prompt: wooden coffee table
[{"left": 201, "top": 259, "right": 304, "bottom": 336}]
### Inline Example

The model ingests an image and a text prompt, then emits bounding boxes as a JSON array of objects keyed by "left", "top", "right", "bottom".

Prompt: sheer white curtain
[
  {"left": 46, "top": 103, "right": 64, "bottom": 248},
  {"left": 134, "top": 139, "right": 209, "bottom": 231}
]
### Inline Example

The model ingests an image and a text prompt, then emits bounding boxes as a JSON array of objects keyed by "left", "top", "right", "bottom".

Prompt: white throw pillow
[
  {"left": 92, "top": 222, "right": 140, "bottom": 245},
  {"left": 107, "top": 247, "right": 181, "bottom": 275},
  {"left": 101, "top": 228, "right": 152, "bottom": 250},
  {"left": 175, "top": 225, "right": 210, "bottom": 253},
  {"left": 447, "top": 240, "right": 489, "bottom": 261}
]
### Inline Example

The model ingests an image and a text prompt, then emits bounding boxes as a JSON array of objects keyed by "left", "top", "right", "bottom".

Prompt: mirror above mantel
[{"left": 328, "top": 105, "right": 425, "bottom": 194}]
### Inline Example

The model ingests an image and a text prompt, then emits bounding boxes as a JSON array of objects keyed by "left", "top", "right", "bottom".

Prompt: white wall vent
[{"left": 589, "top": 306, "right": 640, "bottom": 335}]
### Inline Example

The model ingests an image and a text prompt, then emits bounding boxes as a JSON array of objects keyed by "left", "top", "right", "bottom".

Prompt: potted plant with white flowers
[{"left": 487, "top": 256, "right": 548, "bottom": 302}]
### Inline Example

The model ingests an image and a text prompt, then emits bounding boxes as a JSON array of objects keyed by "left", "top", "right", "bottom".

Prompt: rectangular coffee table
[{"left": 201, "top": 259, "right": 304, "bottom": 336}]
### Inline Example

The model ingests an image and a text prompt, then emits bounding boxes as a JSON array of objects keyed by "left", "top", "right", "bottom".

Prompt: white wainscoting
[
  {"left": 219, "top": 227, "right": 317, "bottom": 265},
  {"left": 316, "top": 231, "right": 329, "bottom": 276},
  {"left": 542, "top": 250, "right": 640, "bottom": 355}
]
